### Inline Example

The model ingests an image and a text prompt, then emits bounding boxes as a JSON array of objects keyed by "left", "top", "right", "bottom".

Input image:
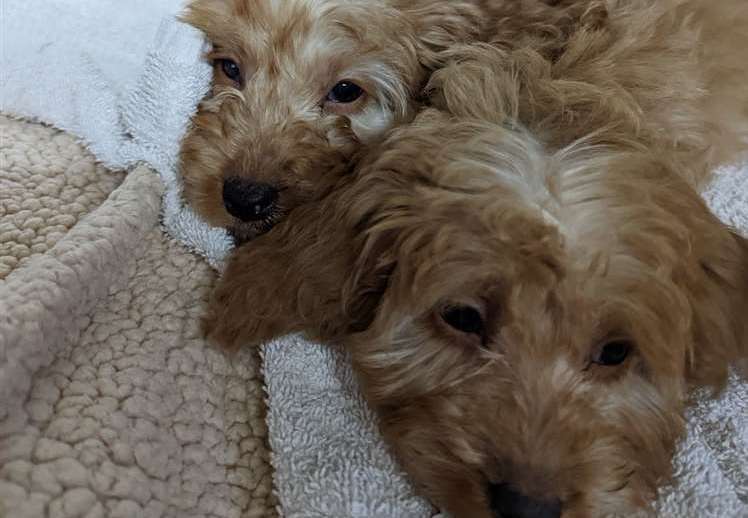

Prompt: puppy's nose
[
  {"left": 222, "top": 177, "right": 278, "bottom": 222},
  {"left": 488, "top": 483, "right": 561, "bottom": 518}
]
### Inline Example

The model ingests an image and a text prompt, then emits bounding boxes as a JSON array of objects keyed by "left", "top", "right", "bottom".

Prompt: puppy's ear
[
  {"left": 341, "top": 227, "right": 397, "bottom": 333},
  {"left": 203, "top": 196, "right": 367, "bottom": 349},
  {"left": 181, "top": 0, "right": 235, "bottom": 39},
  {"left": 689, "top": 227, "right": 748, "bottom": 387},
  {"left": 425, "top": 43, "right": 520, "bottom": 124},
  {"left": 728, "top": 230, "right": 748, "bottom": 376},
  {"left": 398, "top": 0, "right": 485, "bottom": 68}
]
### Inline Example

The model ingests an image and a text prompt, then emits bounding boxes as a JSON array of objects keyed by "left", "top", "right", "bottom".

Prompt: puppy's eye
[
  {"left": 441, "top": 305, "right": 485, "bottom": 336},
  {"left": 327, "top": 81, "right": 364, "bottom": 104},
  {"left": 592, "top": 340, "right": 632, "bottom": 366},
  {"left": 219, "top": 59, "right": 242, "bottom": 83}
]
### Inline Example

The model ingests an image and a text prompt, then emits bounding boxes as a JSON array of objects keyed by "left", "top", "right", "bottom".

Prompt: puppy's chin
[{"left": 228, "top": 219, "right": 279, "bottom": 245}]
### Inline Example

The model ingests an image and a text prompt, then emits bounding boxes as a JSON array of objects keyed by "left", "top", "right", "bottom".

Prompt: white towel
[
  {"left": 0, "top": 0, "right": 233, "bottom": 269},
  {"left": 262, "top": 338, "right": 435, "bottom": 518},
  {"left": 1, "top": 2, "right": 746, "bottom": 516}
]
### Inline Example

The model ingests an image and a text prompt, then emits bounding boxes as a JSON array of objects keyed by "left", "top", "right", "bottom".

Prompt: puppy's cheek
[
  {"left": 179, "top": 110, "right": 242, "bottom": 226},
  {"left": 349, "top": 103, "right": 397, "bottom": 144},
  {"left": 180, "top": 169, "right": 207, "bottom": 210},
  {"left": 179, "top": 158, "right": 236, "bottom": 228}
]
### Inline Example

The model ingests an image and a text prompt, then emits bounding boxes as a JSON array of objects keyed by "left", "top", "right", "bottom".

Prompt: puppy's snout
[
  {"left": 222, "top": 177, "right": 278, "bottom": 222},
  {"left": 488, "top": 483, "right": 561, "bottom": 518}
]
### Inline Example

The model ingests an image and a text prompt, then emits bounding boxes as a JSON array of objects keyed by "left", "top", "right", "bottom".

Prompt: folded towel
[
  {"left": 1, "top": 0, "right": 184, "bottom": 164},
  {"left": 0, "top": 0, "right": 233, "bottom": 269},
  {"left": 262, "top": 338, "right": 436, "bottom": 518},
  {"left": 118, "top": 19, "right": 234, "bottom": 269}
]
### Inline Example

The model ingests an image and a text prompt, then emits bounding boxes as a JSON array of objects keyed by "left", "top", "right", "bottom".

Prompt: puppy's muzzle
[
  {"left": 222, "top": 177, "right": 278, "bottom": 222},
  {"left": 488, "top": 483, "right": 561, "bottom": 518}
]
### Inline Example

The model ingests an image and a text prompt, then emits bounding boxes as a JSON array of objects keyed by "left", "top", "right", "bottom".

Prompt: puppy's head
[
  {"left": 179, "top": 0, "right": 482, "bottom": 242},
  {"left": 340, "top": 111, "right": 748, "bottom": 517}
]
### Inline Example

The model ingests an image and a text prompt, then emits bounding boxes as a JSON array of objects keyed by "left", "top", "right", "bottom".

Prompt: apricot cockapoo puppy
[
  {"left": 178, "top": 0, "right": 483, "bottom": 242},
  {"left": 201, "top": 1, "right": 748, "bottom": 517},
  {"left": 217, "top": 109, "right": 747, "bottom": 517}
]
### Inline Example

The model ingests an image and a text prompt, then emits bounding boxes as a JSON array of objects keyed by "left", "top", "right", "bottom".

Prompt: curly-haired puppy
[
  {"left": 205, "top": 1, "right": 748, "bottom": 516},
  {"left": 178, "top": 0, "right": 483, "bottom": 242}
]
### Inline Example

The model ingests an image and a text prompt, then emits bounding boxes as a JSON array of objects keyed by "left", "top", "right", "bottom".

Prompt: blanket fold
[
  {"left": 0, "top": 166, "right": 163, "bottom": 425},
  {"left": 0, "top": 121, "right": 276, "bottom": 518}
]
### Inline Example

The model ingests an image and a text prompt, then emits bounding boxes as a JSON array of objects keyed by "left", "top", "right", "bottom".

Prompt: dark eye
[
  {"left": 441, "top": 305, "right": 484, "bottom": 336},
  {"left": 593, "top": 340, "right": 632, "bottom": 366},
  {"left": 219, "top": 59, "right": 242, "bottom": 83},
  {"left": 327, "top": 81, "right": 364, "bottom": 103}
]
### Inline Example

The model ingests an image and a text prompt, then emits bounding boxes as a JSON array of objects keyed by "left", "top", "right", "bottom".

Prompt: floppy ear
[
  {"left": 425, "top": 43, "right": 521, "bottom": 124},
  {"left": 398, "top": 0, "right": 485, "bottom": 68},
  {"left": 688, "top": 227, "right": 748, "bottom": 387},
  {"left": 341, "top": 227, "right": 398, "bottom": 333},
  {"left": 181, "top": 0, "right": 248, "bottom": 44},
  {"left": 203, "top": 182, "right": 400, "bottom": 350},
  {"left": 728, "top": 230, "right": 748, "bottom": 376},
  {"left": 181, "top": 0, "right": 230, "bottom": 33},
  {"left": 203, "top": 199, "right": 360, "bottom": 350}
]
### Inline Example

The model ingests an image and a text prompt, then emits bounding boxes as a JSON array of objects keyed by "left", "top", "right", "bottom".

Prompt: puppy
[
  {"left": 178, "top": 0, "right": 483, "bottom": 242},
  {"left": 206, "top": 109, "right": 748, "bottom": 517},
  {"left": 205, "top": 1, "right": 748, "bottom": 516}
]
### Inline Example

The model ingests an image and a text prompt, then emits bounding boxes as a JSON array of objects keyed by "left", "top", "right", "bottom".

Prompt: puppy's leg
[{"left": 203, "top": 240, "right": 296, "bottom": 351}]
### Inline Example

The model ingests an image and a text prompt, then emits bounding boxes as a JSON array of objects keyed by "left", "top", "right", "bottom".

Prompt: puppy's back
[{"left": 432, "top": 0, "right": 748, "bottom": 186}]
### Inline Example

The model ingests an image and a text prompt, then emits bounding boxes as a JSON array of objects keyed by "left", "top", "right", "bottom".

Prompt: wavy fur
[{"left": 203, "top": 1, "right": 748, "bottom": 516}]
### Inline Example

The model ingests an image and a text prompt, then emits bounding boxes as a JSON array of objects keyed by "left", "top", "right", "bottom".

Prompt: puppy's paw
[
  {"left": 204, "top": 323, "right": 242, "bottom": 352},
  {"left": 200, "top": 295, "right": 244, "bottom": 352}
]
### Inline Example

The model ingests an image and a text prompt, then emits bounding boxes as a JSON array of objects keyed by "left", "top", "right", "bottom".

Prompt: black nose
[
  {"left": 222, "top": 178, "right": 278, "bottom": 222},
  {"left": 489, "top": 483, "right": 561, "bottom": 518}
]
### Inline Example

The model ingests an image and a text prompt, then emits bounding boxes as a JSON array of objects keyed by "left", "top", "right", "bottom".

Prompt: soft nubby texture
[
  {"left": 0, "top": 117, "right": 125, "bottom": 279},
  {"left": 0, "top": 118, "right": 275, "bottom": 518}
]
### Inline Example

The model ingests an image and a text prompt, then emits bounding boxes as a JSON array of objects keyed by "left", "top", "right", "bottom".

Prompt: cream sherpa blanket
[
  {"left": 0, "top": 116, "right": 276, "bottom": 518},
  {"left": 2, "top": 1, "right": 747, "bottom": 517}
]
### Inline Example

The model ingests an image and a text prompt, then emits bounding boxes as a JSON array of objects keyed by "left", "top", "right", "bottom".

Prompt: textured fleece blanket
[
  {"left": 0, "top": 116, "right": 275, "bottom": 518},
  {"left": 1, "top": 1, "right": 747, "bottom": 517}
]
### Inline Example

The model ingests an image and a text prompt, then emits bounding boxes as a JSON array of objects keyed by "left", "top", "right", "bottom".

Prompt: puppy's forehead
[
  {"left": 205, "top": 0, "right": 406, "bottom": 90},
  {"left": 232, "top": 0, "right": 392, "bottom": 49}
]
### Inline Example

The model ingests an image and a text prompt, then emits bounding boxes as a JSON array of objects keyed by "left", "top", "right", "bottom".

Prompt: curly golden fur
[
  {"left": 202, "top": 1, "right": 748, "bottom": 516},
  {"left": 178, "top": 0, "right": 483, "bottom": 242}
]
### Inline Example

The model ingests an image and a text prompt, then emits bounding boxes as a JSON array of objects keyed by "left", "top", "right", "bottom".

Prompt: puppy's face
[
  {"left": 180, "top": 0, "right": 481, "bottom": 242},
  {"left": 344, "top": 113, "right": 748, "bottom": 517}
]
